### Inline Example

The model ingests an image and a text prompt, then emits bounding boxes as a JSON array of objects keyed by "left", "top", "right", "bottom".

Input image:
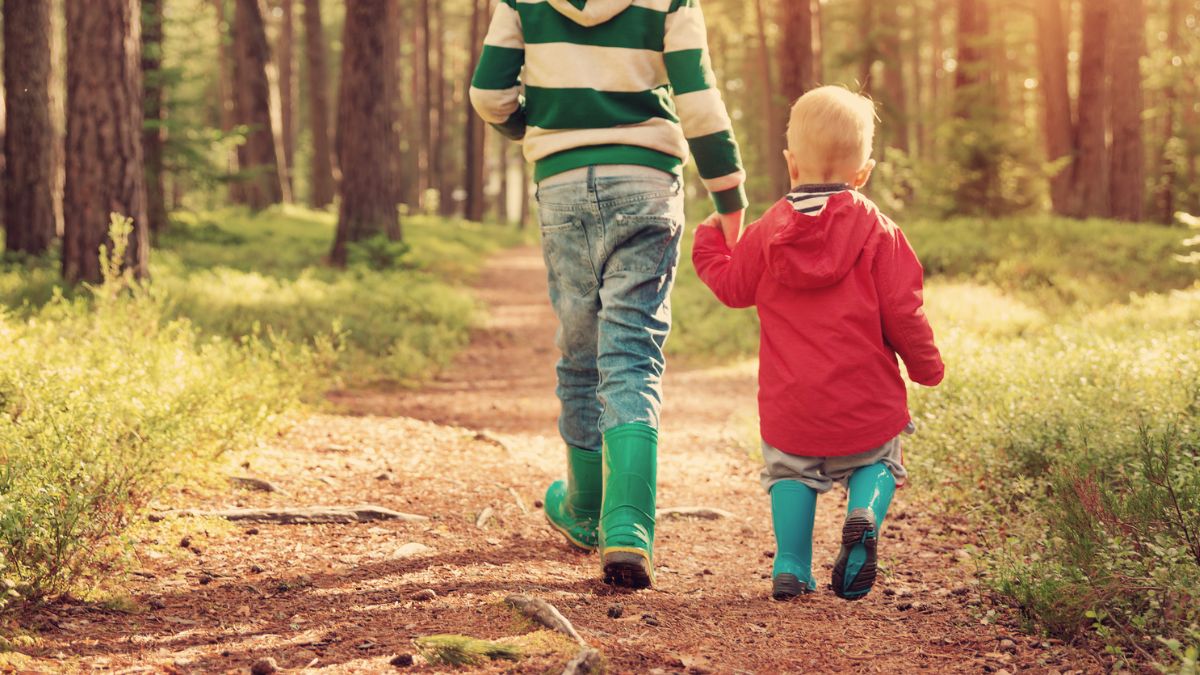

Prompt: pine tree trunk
[
  {"left": 1072, "top": 0, "right": 1110, "bottom": 218},
  {"left": 3, "top": 0, "right": 56, "bottom": 254},
  {"left": 302, "top": 0, "right": 335, "bottom": 208},
  {"left": 215, "top": 0, "right": 242, "bottom": 202},
  {"left": 232, "top": 0, "right": 284, "bottom": 209},
  {"left": 330, "top": 0, "right": 401, "bottom": 266},
  {"left": 953, "top": 0, "right": 988, "bottom": 112},
  {"left": 433, "top": 0, "right": 451, "bottom": 216},
  {"left": 63, "top": 0, "right": 149, "bottom": 283},
  {"left": 1154, "top": 0, "right": 1179, "bottom": 224},
  {"left": 142, "top": 0, "right": 169, "bottom": 233},
  {"left": 879, "top": 2, "right": 907, "bottom": 155},
  {"left": 755, "top": 0, "right": 787, "bottom": 195},
  {"left": 1034, "top": 0, "right": 1074, "bottom": 215},
  {"left": 927, "top": 0, "right": 945, "bottom": 157},
  {"left": 278, "top": 0, "right": 296, "bottom": 195},
  {"left": 908, "top": 0, "right": 924, "bottom": 160},
  {"left": 463, "top": 0, "right": 488, "bottom": 222},
  {"left": 778, "top": 0, "right": 816, "bottom": 104},
  {"left": 1107, "top": 0, "right": 1145, "bottom": 222}
]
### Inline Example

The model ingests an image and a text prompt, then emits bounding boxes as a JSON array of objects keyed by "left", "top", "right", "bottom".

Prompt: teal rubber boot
[
  {"left": 544, "top": 446, "right": 602, "bottom": 551},
  {"left": 832, "top": 462, "right": 896, "bottom": 600},
  {"left": 769, "top": 480, "right": 818, "bottom": 600},
  {"left": 599, "top": 424, "right": 657, "bottom": 589}
]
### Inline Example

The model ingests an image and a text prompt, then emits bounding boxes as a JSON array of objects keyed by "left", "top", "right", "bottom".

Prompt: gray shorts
[{"left": 760, "top": 423, "right": 912, "bottom": 494}]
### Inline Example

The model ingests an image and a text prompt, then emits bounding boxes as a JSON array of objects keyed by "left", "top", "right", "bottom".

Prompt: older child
[
  {"left": 470, "top": 0, "right": 747, "bottom": 588},
  {"left": 692, "top": 86, "right": 944, "bottom": 600}
]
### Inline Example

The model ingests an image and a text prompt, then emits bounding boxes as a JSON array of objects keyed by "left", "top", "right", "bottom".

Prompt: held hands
[{"left": 699, "top": 210, "right": 745, "bottom": 249}]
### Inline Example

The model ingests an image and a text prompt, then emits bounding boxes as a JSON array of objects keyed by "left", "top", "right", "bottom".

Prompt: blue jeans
[{"left": 535, "top": 165, "right": 686, "bottom": 452}]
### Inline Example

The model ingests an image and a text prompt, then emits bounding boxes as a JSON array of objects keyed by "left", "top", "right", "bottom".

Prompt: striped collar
[{"left": 785, "top": 183, "right": 850, "bottom": 215}]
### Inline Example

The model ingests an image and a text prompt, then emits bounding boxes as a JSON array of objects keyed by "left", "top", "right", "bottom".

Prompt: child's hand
[
  {"left": 699, "top": 211, "right": 742, "bottom": 249},
  {"left": 719, "top": 209, "right": 744, "bottom": 249}
]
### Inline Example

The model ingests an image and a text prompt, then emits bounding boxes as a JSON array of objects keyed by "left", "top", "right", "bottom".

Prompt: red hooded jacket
[{"left": 692, "top": 190, "right": 944, "bottom": 457}]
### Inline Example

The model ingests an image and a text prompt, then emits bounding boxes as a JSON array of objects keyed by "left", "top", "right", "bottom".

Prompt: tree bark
[
  {"left": 277, "top": 0, "right": 296, "bottom": 195},
  {"left": 302, "top": 0, "right": 335, "bottom": 208},
  {"left": 142, "top": 0, "right": 169, "bottom": 234},
  {"left": 1107, "top": 0, "right": 1145, "bottom": 222},
  {"left": 232, "top": 0, "right": 284, "bottom": 209},
  {"left": 63, "top": 0, "right": 149, "bottom": 283},
  {"left": 3, "top": 0, "right": 56, "bottom": 254},
  {"left": 330, "top": 0, "right": 402, "bottom": 266},
  {"left": 1072, "top": 0, "right": 1110, "bottom": 218},
  {"left": 778, "top": 0, "right": 816, "bottom": 104},
  {"left": 953, "top": 0, "right": 988, "bottom": 113},
  {"left": 1154, "top": 0, "right": 1181, "bottom": 222},
  {"left": 433, "top": 0, "right": 451, "bottom": 216},
  {"left": 755, "top": 0, "right": 787, "bottom": 195},
  {"left": 463, "top": 0, "right": 488, "bottom": 222},
  {"left": 879, "top": 1, "right": 907, "bottom": 154},
  {"left": 215, "top": 0, "right": 241, "bottom": 202},
  {"left": 1034, "top": 0, "right": 1074, "bottom": 215}
]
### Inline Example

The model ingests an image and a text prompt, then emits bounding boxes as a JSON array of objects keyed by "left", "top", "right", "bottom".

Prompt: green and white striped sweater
[{"left": 469, "top": 0, "right": 747, "bottom": 214}]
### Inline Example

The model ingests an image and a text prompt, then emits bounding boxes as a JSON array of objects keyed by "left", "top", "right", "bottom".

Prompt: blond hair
[{"left": 786, "top": 86, "right": 876, "bottom": 181}]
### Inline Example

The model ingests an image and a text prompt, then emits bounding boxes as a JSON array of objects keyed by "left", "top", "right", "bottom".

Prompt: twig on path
[
  {"left": 228, "top": 476, "right": 283, "bottom": 493},
  {"left": 656, "top": 506, "right": 734, "bottom": 520},
  {"left": 476, "top": 506, "right": 495, "bottom": 528},
  {"left": 560, "top": 647, "right": 602, "bottom": 675},
  {"left": 473, "top": 430, "right": 510, "bottom": 452},
  {"left": 154, "top": 505, "right": 428, "bottom": 525},
  {"left": 506, "top": 486, "right": 529, "bottom": 514},
  {"left": 504, "top": 594, "right": 587, "bottom": 646}
]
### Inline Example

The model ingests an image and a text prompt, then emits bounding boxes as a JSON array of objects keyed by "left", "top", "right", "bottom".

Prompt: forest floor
[{"left": 12, "top": 247, "right": 1105, "bottom": 674}]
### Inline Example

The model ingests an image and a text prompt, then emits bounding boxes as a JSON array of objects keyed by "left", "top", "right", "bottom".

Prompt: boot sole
[
  {"left": 602, "top": 548, "right": 653, "bottom": 589},
  {"left": 832, "top": 509, "right": 877, "bottom": 600},
  {"left": 771, "top": 573, "right": 813, "bottom": 601},
  {"left": 544, "top": 512, "right": 598, "bottom": 553}
]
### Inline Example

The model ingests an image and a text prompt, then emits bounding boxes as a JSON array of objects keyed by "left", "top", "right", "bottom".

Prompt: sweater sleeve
[
  {"left": 469, "top": 0, "right": 526, "bottom": 141},
  {"left": 692, "top": 221, "right": 766, "bottom": 308},
  {"left": 874, "top": 224, "right": 945, "bottom": 386},
  {"left": 664, "top": 0, "right": 747, "bottom": 214}
]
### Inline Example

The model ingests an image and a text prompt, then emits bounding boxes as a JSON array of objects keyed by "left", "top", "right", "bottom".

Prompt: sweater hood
[
  {"left": 547, "top": 0, "right": 634, "bottom": 26},
  {"left": 763, "top": 191, "right": 878, "bottom": 290}
]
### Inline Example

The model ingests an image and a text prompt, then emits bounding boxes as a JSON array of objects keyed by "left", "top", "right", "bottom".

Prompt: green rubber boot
[
  {"left": 544, "top": 446, "right": 602, "bottom": 551},
  {"left": 599, "top": 423, "right": 658, "bottom": 589},
  {"left": 770, "top": 480, "right": 818, "bottom": 600},
  {"left": 832, "top": 462, "right": 896, "bottom": 600}
]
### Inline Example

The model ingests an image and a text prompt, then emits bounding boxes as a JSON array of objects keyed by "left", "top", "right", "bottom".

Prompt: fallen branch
[
  {"left": 504, "top": 595, "right": 586, "bottom": 646},
  {"left": 561, "top": 647, "right": 602, "bottom": 675},
  {"left": 656, "top": 506, "right": 733, "bottom": 520},
  {"left": 155, "top": 505, "right": 428, "bottom": 525},
  {"left": 228, "top": 476, "right": 282, "bottom": 493}
]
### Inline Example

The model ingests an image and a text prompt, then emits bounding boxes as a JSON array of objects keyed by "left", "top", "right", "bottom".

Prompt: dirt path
[{"left": 16, "top": 247, "right": 1101, "bottom": 674}]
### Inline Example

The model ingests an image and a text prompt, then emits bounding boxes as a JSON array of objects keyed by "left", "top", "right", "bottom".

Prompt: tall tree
[
  {"left": 431, "top": 0, "right": 449, "bottom": 215},
  {"left": 778, "top": 0, "right": 816, "bottom": 103},
  {"left": 1072, "top": 0, "right": 1111, "bottom": 218},
  {"left": 463, "top": 0, "right": 488, "bottom": 222},
  {"left": 330, "top": 0, "right": 402, "bottom": 266},
  {"left": 63, "top": 0, "right": 149, "bottom": 283},
  {"left": 754, "top": 0, "right": 787, "bottom": 195},
  {"left": 1155, "top": 0, "right": 1184, "bottom": 222},
  {"left": 232, "top": 0, "right": 284, "bottom": 209},
  {"left": 419, "top": 0, "right": 434, "bottom": 212},
  {"left": 277, "top": 0, "right": 296, "bottom": 195},
  {"left": 953, "top": 0, "right": 988, "bottom": 110},
  {"left": 1034, "top": 0, "right": 1074, "bottom": 214},
  {"left": 3, "top": 0, "right": 56, "bottom": 255},
  {"left": 142, "top": 0, "right": 169, "bottom": 233},
  {"left": 215, "top": 0, "right": 241, "bottom": 202},
  {"left": 302, "top": 0, "right": 335, "bottom": 208},
  {"left": 1107, "top": 0, "right": 1146, "bottom": 222},
  {"left": 878, "top": 1, "right": 908, "bottom": 154}
]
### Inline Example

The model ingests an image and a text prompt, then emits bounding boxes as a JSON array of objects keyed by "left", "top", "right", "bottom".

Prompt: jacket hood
[
  {"left": 763, "top": 191, "right": 878, "bottom": 290},
  {"left": 547, "top": 0, "right": 634, "bottom": 26}
]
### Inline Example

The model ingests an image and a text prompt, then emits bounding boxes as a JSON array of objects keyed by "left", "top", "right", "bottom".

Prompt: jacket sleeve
[
  {"left": 468, "top": 0, "right": 526, "bottom": 141},
  {"left": 664, "top": 0, "right": 747, "bottom": 215},
  {"left": 691, "top": 220, "right": 766, "bottom": 309},
  {"left": 874, "top": 224, "right": 944, "bottom": 386}
]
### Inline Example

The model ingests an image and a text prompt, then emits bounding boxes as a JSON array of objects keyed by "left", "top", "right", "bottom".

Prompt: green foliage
[
  {"left": 0, "top": 208, "right": 520, "bottom": 609},
  {"left": 0, "top": 220, "right": 330, "bottom": 609},
  {"left": 415, "top": 634, "right": 522, "bottom": 666}
]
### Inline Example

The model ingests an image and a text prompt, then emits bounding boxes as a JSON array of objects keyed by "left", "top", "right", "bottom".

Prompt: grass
[
  {"left": 673, "top": 211, "right": 1200, "bottom": 667},
  {"left": 0, "top": 207, "right": 524, "bottom": 612}
]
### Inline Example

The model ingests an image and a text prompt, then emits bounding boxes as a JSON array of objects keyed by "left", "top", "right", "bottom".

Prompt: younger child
[{"left": 691, "top": 86, "right": 944, "bottom": 600}]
